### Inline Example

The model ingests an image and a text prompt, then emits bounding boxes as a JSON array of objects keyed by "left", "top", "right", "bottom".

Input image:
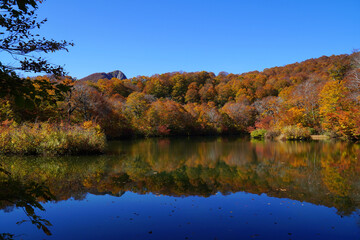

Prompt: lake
[{"left": 1, "top": 137, "right": 360, "bottom": 239}]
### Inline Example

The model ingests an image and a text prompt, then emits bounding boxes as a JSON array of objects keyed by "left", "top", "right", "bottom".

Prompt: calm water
[{"left": 1, "top": 137, "right": 360, "bottom": 240}]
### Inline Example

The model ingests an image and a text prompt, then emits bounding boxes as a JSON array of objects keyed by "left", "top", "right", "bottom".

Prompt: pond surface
[{"left": 1, "top": 137, "right": 360, "bottom": 239}]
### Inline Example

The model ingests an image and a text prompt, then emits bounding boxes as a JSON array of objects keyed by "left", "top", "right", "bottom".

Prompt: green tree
[
  {"left": 124, "top": 92, "right": 153, "bottom": 119},
  {"left": 171, "top": 75, "right": 188, "bottom": 103}
]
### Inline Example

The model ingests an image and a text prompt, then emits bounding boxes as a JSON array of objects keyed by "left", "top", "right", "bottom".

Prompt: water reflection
[
  {"left": 0, "top": 165, "right": 54, "bottom": 239},
  {"left": 1, "top": 138, "right": 360, "bottom": 238}
]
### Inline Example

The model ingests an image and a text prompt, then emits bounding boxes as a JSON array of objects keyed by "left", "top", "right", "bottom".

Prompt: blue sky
[{"left": 27, "top": 0, "right": 360, "bottom": 78}]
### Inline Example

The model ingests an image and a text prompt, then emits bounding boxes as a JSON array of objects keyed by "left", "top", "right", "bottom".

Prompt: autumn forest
[{"left": 1, "top": 52, "right": 360, "bottom": 151}]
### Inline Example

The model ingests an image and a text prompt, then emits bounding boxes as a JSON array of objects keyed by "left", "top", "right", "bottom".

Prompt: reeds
[
  {"left": 280, "top": 125, "right": 311, "bottom": 140},
  {"left": 0, "top": 121, "right": 106, "bottom": 155}
]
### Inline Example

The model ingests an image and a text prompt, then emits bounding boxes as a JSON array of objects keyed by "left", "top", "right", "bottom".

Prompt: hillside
[
  {"left": 67, "top": 53, "right": 359, "bottom": 139},
  {"left": 2, "top": 53, "right": 359, "bottom": 140}
]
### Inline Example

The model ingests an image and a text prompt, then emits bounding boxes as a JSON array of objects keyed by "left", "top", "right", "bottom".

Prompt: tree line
[{"left": 2, "top": 52, "right": 359, "bottom": 140}]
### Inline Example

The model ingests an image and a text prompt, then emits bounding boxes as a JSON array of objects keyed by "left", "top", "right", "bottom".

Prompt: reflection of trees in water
[
  {"left": 0, "top": 165, "right": 55, "bottom": 239},
  {"left": 1, "top": 138, "right": 360, "bottom": 217}
]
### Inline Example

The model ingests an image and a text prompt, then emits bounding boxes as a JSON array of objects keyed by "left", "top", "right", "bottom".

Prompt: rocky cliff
[{"left": 79, "top": 70, "right": 127, "bottom": 82}]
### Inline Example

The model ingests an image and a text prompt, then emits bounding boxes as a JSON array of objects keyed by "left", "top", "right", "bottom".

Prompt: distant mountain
[{"left": 79, "top": 70, "right": 127, "bottom": 82}]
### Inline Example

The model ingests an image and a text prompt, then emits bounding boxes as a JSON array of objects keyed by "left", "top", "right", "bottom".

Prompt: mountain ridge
[{"left": 79, "top": 70, "right": 127, "bottom": 82}]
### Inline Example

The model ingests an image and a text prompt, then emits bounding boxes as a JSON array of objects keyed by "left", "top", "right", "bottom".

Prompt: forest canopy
[{"left": 1, "top": 52, "right": 360, "bottom": 141}]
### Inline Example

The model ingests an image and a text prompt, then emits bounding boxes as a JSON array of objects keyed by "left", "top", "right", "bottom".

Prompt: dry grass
[{"left": 0, "top": 121, "right": 106, "bottom": 155}]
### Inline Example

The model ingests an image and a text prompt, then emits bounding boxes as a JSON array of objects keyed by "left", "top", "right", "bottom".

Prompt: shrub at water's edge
[
  {"left": 0, "top": 121, "right": 106, "bottom": 155},
  {"left": 250, "top": 129, "right": 267, "bottom": 139},
  {"left": 279, "top": 126, "right": 311, "bottom": 140},
  {"left": 251, "top": 126, "right": 311, "bottom": 141}
]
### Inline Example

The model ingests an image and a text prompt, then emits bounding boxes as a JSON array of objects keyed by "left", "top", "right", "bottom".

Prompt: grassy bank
[
  {"left": 0, "top": 121, "right": 106, "bottom": 155},
  {"left": 251, "top": 126, "right": 312, "bottom": 141}
]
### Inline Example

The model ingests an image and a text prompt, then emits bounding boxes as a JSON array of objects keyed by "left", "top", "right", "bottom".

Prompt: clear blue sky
[{"left": 31, "top": 0, "right": 360, "bottom": 79}]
